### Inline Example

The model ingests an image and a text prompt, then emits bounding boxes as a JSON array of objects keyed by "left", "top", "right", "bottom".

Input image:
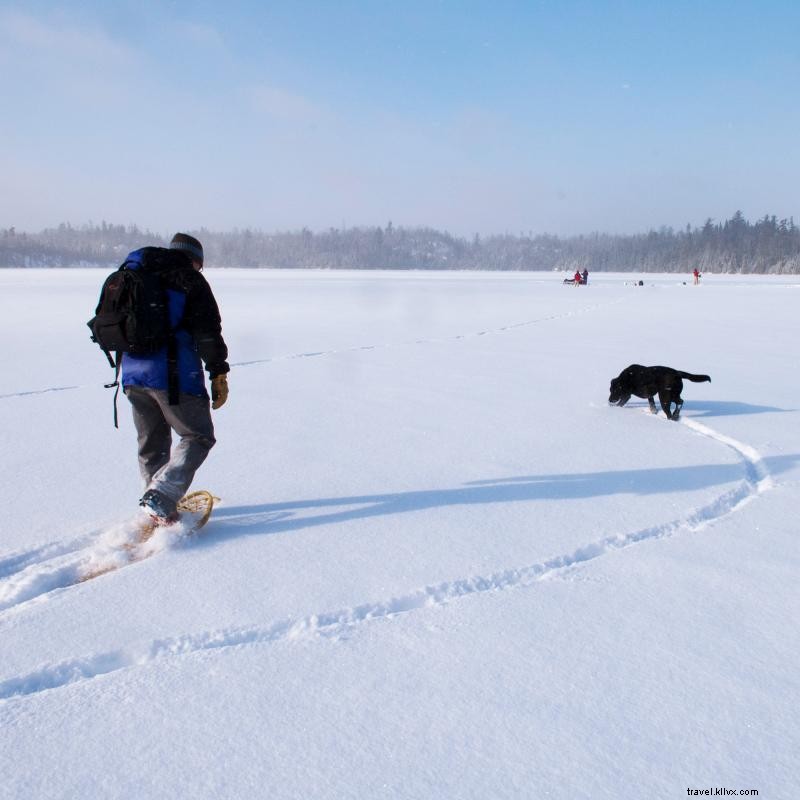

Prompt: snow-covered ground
[{"left": 1, "top": 268, "right": 798, "bottom": 799}]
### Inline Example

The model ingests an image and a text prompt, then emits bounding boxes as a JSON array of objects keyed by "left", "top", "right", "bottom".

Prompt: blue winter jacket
[{"left": 121, "top": 249, "right": 228, "bottom": 397}]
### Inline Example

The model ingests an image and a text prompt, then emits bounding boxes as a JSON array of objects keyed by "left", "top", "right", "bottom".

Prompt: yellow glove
[{"left": 211, "top": 374, "right": 228, "bottom": 410}]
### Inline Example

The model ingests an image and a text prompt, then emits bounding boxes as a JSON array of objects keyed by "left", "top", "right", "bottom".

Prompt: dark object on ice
[{"left": 608, "top": 364, "right": 711, "bottom": 421}]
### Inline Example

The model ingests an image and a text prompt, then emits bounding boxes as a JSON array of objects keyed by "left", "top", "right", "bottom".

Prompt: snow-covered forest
[{"left": 2, "top": 211, "right": 798, "bottom": 272}]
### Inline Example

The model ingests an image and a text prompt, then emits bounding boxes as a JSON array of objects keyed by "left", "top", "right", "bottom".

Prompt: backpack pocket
[{"left": 87, "top": 310, "right": 130, "bottom": 353}]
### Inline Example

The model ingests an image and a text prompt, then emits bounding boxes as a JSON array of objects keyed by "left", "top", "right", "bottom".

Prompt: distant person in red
[
  {"left": 693, "top": 268, "right": 700, "bottom": 285},
  {"left": 573, "top": 269, "right": 582, "bottom": 286}
]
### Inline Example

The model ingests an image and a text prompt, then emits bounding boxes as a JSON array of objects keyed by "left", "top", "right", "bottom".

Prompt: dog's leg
[
  {"left": 668, "top": 379, "right": 685, "bottom": 420},
  {"left": 659, "top": 390, "right": 675, "bottom": 419},
  {"left": 648, "top": 396, "right": 658, "bottom": 414}
]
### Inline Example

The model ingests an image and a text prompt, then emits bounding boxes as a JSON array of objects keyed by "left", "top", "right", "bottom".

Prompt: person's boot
[{"left": 139, "top": 489, "right": 180, "bottom": 524}]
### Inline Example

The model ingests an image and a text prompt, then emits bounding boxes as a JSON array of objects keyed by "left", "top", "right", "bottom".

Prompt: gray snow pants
[{"left": 125, "top": 386, "right": 216, "bottom": 504}]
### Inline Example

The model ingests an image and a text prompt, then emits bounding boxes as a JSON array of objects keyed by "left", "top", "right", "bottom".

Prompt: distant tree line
[{"left": 1, "top": 211, "right": 798, "bottom": 273}]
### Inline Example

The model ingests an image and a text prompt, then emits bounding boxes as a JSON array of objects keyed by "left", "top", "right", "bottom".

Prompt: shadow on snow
[
  {"left": 621, "top": 400, "right": 793, "bottom": 417},
  {"left": 201, "top": 454, "right": 799, "bottom": 545}
]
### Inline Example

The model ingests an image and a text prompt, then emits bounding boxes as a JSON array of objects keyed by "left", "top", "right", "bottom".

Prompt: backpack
[
  {"left": 87, "top": 247, "right": 189, "bottom": 358},
  {"left": 88, "top": 247, "right": 190, "bottom": 425}
]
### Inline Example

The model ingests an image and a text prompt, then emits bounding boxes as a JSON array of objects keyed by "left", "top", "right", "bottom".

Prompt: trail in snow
[
  {"left": 0, "top": 417, "right": 782, "bottom": 701},
  {"left": 682, "top": 417, "right": 773, "bottom": 491},
  {"left": 0, "top": 519, "right": 197, "bottom": 614},
  {"left": 0, "top": 385, "right": 81, "bottom": 400},
  {"left": 0, "top": 532, "right": 102, "bottom": 580},
  {"left": 231, "top": 298, "right": 622, "bottom": 367},
  {"left": 0, "top": 298, "right": 622, "bottom": 398}
]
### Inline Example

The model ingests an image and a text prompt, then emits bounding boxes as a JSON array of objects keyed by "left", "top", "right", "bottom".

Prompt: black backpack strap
[
  {"left": 166, "top": 332, "right": 179, "bottom": 406},
  {"left": 102, "top": 352, "right": 122, "bottom": 428},
  {"left": 100, "top": 347, "right": 116, "bottom": 369},
  {"left": 158, "top": 255, "right": 185, "bottom": 406}
]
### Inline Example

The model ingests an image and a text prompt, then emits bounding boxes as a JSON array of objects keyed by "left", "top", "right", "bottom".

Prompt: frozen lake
[{"left": 1, "top": 268, "right": 798, "bottom": 799}]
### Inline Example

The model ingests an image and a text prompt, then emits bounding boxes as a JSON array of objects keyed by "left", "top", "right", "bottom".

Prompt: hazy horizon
[
  {"left": 3, "top": 1, "right": 798, "bottom": 237},
  {"left": 5, "top": 210, "right": 796, "bottom": 241}
]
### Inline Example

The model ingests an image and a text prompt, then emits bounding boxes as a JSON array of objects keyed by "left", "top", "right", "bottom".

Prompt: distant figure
[
  {"left": 693, "top": 268, "right": 701, "bottom": 285},
  {"left": 573, "top": 269, "right": 582, "bottom": 286},
  {"left": 581, "top": 268, "right": 588, "bottom": 285}
]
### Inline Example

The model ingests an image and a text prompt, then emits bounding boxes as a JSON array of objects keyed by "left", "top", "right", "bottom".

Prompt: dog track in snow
[
  {"left": 680, "top": 417, "right": 773, "bottom": 492},
  {"left": 0, "top": 417, "right": 779, "bottom": 702}
]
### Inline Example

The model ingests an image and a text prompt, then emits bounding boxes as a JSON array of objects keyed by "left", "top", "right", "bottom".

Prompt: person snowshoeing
[{"left": 123, "top": 233, "right": 229, "bottom": 523}]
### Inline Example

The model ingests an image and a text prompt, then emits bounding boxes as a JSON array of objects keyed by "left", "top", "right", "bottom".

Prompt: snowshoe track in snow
[
  {"left": 0, "top": 419, "right": 780, "bottom": 701},
  {"left": 0, "top": 532, "right": 100, "bottom": 581},
  {"left": 0, "top": 519, "right": 198, "bottom": 614}
]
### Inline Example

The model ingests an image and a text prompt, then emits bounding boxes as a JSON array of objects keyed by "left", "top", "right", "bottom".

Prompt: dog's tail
[{"left": 678, "top": 372, "right": 711, "bottom": 383}]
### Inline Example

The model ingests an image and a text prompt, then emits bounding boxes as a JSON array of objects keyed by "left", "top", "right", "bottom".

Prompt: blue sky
[{"left": 2, "top": 1, "right": 799, "bottom": 236}]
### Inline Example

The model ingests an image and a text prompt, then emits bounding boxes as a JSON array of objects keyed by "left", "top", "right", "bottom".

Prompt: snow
[{"left": 1, "top": 268, "right": 798, "bottom": 799}]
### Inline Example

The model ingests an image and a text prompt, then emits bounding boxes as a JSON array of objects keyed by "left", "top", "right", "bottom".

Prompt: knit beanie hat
[{"left": 170, "top": 232, "right": 204, "bottom": 265}]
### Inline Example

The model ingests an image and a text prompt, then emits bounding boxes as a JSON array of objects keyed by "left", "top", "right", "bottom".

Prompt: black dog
[{"left": 609, "top": 364, "right": 711, "bottom": 420}]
